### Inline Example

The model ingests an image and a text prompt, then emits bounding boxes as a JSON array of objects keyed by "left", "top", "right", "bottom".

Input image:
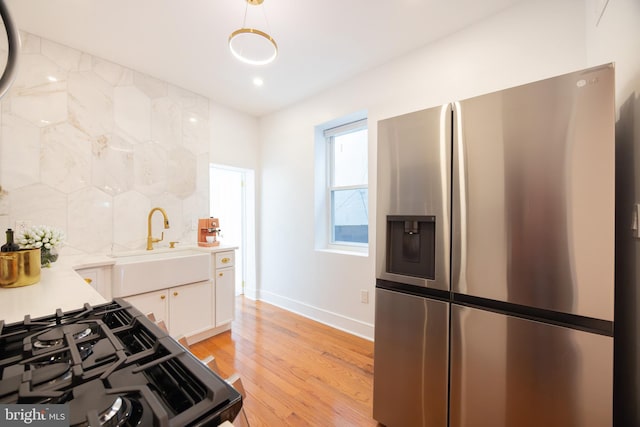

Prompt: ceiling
[{"left": 5, "top": 0, "right": 524, "bottom": 117}]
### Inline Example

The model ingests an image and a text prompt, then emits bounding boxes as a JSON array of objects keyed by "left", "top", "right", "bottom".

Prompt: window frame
[{"left": 324, "top": 118, "right": 369, "bottom": 250}]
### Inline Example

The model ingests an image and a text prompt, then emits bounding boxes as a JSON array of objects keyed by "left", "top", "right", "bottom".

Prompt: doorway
[{"left": 209, "top": 164, "right": 256, "bottom": 296}]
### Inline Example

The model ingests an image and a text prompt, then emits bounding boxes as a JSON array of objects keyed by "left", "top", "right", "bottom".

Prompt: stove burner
[
  {"left": 100, "top": 396, "right": 124, "bottom": 425},
  {"left": 69, "top": 381, "right": 143, "bottom": 427},
  {"left": 33, "top": 323, "right": 93, "bottom": 349},
  {"left": 33, "top": 351, "right": 71, "bottom": 366},
  {"left": 31, "top": 362, "right": 72, "bottom": 386},
  {"left": 0, "top": 362, "right": 72, "bottom": 398},
  {"left": 78, "top": 341, "right": 94, "bottom": 360},
  {"left": 94, "top": 396, "right": 140, "bottom": 427}
]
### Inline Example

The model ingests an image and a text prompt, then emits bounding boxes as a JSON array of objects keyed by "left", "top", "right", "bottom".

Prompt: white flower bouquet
[{"left": 17, "top": 225, "right": 66, "bottom": 267}]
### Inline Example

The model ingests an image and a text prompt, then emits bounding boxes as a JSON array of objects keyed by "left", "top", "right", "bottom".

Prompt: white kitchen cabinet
[
  {"left": 124, "top": 280, "right": 212, "bottom": 338},
  {"left": 75, "top": 266, "right": 113, "bottom": 300},
  {"left": 114, "top": 247, "right": 237, "bottom": 345},
  {"left": 214, "top": 251, "right": 235, "bottom": 326},
  {"left": 215, "top": 266, "right": 235, "bottom": 326},
  {"left": 169, "top": 280, "right": 213, "bottom": 338},
  {"left": 215, "top": 251, "right": 234, "bottom": 269},
  {"left": 124, "top": 288, "right": 169, "bottom": 325}
]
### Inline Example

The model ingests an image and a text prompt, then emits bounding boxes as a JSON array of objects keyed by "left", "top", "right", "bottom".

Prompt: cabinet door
[
  {"left": 170, "top": 280, "right": 213, "bottom": 338},
  {"left": 124, "top": 289, "right": 169, "bottom": 325},
  {"left": 215, "top": 267, "right": 235, "bottom": 326},
  {"left": 75, "top": 266, "right": 113, "bottom": 300}
]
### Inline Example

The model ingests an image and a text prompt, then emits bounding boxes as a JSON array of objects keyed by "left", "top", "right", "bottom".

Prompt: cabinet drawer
[{"left": 215, "top": 251, "right": 235, "bottom": 269}]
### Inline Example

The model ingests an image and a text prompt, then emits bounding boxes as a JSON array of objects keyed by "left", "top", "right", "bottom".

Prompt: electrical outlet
[{"left": 360, "top": 290, "right": 369, "bottom": 304}]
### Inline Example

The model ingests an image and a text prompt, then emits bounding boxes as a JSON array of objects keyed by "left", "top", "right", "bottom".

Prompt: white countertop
[
  {"left": 111, "top": 244, "right": 238, "bottom": 257},
  {"left": 0, "top": 245, "right": 238, "bottom": 325},
  {"left": 0, "top": 261, "right": 108, "bottom": 325}
]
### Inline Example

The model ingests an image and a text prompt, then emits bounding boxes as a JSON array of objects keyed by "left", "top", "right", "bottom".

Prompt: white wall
[
  {"left": 257, "top": 0, "right": 589, "bottom": 340},
  {"left": 585, "top": 0, "right": 640, "bottom": 109},
  {"left": 209, "top": 104, "right": 259, "bottom": 170}
]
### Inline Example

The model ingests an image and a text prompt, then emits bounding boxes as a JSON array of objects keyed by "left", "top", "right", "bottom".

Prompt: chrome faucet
[{"left": 147, "top": 207, "right": 170, "bottom": 250}]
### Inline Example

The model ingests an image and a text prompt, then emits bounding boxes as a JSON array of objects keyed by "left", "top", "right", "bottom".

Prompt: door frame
[{"left": 210, "top": 164, "right": 256, "bottom": 297}]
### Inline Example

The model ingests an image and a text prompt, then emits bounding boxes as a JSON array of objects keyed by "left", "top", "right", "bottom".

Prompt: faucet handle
[
  {"left": 150, "top": 232, "right": 164, "bottom": 245},
  {"left": 169, "top": 241, "right": 179, "bottom": 249}
]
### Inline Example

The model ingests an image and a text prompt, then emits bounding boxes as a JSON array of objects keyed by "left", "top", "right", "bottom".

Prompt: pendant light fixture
[
  {"left": 0, "top": 0, "right": 20, "bottom": 99},
  {"left": 228, "top": 0, "right": 278, "bottom": 66}
]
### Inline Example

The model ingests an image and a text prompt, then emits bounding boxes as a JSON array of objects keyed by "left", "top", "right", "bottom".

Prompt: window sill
[{"left": 316, "top": 248, "right": 369, "bottom": 257}]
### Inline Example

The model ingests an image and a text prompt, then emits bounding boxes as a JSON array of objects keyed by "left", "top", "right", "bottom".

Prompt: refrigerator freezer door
[
  {"left": 373, "top": 288, "right": 448, "bottom": 427},
  {"left": 450, "top": 304, "right": 612, "bottom": 427},
  {"left": 452, "top": 64, "right": 615, "bottom": 320},
  {"left": 377, "top": 104, "right": 452, "bottom": 290}
]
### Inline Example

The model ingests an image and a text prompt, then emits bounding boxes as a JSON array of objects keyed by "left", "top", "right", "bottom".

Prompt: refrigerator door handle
[
  {"left": 452, "top": 101, "right": 467, "bottom": 292},
  {"left": 440, "top": 103, "right": 452, "bottom": 290}
]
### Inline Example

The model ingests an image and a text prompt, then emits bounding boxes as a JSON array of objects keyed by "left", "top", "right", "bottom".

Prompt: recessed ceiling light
[{"left": 253, "top": 77, "right": 264, "bottom": 87}]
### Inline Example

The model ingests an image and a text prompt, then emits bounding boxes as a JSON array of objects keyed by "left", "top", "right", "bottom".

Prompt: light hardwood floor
[{"left": 189, "top": 296, "right": 380, "bottom": 427}]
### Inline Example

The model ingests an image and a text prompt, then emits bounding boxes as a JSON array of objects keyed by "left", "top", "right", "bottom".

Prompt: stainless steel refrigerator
[{"left": 373, "top": 64, "right": 615, "bottom": 427}]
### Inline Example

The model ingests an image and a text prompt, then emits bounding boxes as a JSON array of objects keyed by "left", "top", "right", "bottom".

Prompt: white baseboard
[
  {"left": 256, "top": 289, "right": 374, "bottom": 341},
  {"left": 242, "top": 286, "right": 259, "bottom": 300}
]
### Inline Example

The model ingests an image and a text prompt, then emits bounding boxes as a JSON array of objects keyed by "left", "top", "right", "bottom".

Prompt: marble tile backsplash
[{"left": 0, "top": 32, "right": 210, "bottom": 255}]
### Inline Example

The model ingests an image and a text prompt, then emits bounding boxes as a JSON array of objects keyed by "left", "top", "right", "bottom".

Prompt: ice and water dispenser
[
  {"left": 377, "top": 106, "right": 451, "bottom": 289},
  {"left": 386, "top": 215, "right": 436, "bottom": 280}
]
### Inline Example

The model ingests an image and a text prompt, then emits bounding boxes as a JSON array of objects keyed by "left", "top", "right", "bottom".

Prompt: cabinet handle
[
  {"left": 84, "top": 278, "right": 93, "bottom": 284},
  {"left": 160, "top": 295, "right": 166, "bottom": 300},
  {"left": 221, "top": 257, "right": 230, "bottom": 264},
  {"left": 219, "top": 272, "right": 223, "bottom": 277},
  {"left": 173, "top": 291, "right": 179, "bottom": 297}
]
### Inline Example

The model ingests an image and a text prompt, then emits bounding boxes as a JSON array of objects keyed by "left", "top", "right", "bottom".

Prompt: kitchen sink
[{"left": 111, "top": 248, "right": 211, "bottom": 297}]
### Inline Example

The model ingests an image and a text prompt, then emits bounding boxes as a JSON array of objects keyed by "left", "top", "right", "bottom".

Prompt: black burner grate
[{"left": 0, "top": 298, "right": 242, "bottom": 426}]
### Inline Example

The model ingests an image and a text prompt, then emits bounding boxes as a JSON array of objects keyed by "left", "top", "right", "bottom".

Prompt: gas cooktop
[{"left": 0, "top": 298, "right": 242, "bottom": 426}]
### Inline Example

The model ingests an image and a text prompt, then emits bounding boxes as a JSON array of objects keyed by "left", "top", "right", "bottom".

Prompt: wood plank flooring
[{"left": 189, "top": 296, "right": 380, "bottom": 427}]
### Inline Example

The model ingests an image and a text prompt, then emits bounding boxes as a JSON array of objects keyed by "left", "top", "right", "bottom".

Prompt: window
[{"left": 325, "top": 119, "right": 368, "bottom": 246}]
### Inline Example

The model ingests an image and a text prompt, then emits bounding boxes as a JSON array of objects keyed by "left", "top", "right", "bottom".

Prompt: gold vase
[{"left": 0, "top": 248, "right": 41, "bottom": 288}]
